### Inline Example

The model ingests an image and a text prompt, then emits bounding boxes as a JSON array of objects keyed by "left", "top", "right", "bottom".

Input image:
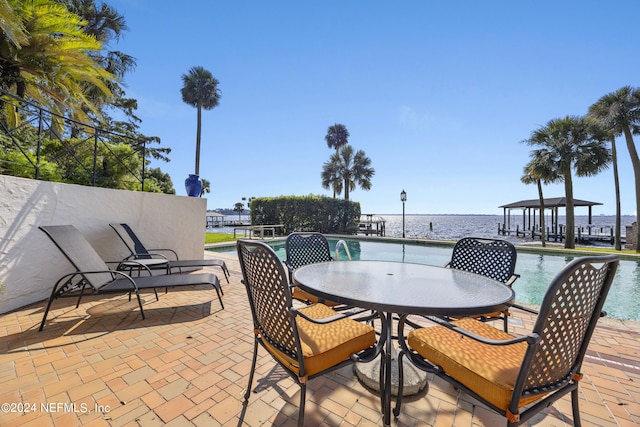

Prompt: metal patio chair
[
  {"left": 445, "top": 237, "right": 519, "bottom": 331},
  {"left": 395, "top": 254, "right": 619, "bottom": 426},
  {"left": 237, "top": 240, "right": 381, "bottom": 427},
  {"left": 284, "top": 232, "right": 336, "bottom": 305}
]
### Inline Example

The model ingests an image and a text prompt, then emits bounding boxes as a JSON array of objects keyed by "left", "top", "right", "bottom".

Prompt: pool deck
[{"left": 1, "top": 251, "right": 639, "bottom": 426}]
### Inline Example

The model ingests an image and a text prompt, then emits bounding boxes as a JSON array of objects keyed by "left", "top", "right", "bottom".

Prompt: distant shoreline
[{"left": 373, "top": 213, "right": 637, "bottom": 217}]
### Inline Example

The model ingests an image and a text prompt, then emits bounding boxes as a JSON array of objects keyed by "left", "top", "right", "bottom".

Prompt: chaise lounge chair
[
  {"left": 109, "top": 223, "right": 229, "bottom": 283},
  {"left": 38, "top": 225, "right": 224, "bottom": 331}
]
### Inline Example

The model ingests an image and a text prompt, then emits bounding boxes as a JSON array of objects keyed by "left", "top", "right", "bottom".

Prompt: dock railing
[{"left": 233, "top": 224, "right": 284, "bottom": 239}]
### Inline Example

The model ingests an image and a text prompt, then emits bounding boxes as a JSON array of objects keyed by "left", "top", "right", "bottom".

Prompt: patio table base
[{"left": 355, "top": 347, "right": 428, "bottom": 396}]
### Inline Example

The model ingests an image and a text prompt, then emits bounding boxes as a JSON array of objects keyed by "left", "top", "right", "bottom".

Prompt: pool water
[{"left": 212, "top": 238, "right": 640, "bottom": 322}]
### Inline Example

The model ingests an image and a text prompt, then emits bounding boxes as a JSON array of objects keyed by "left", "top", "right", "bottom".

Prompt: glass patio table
[{"left": 292, "top": 260, "right": 515, "bottom": 426}]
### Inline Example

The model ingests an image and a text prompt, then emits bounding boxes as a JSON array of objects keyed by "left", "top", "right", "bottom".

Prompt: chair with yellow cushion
[
  {"left": 446, "top": 237, "right": 519, "bottom": 331},
  {"left": 396, "top": 254, "right": 619, "bottom": 427},
  {"left": 237, "top": 239, "right": 381, "bottom": 427},
  {"left": 284, "top": 232, "right": 337, "bottom": 305}
]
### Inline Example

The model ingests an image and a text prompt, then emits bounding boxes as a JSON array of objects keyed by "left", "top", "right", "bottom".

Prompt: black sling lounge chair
[
  {"left": 109, "top": 223, "right": 230, "bottom": 283},
  {"left": 38, "top": 225, "right": 223, "bottom": 331}
]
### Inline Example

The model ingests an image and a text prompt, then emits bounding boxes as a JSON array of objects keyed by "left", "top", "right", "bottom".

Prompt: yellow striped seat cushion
[
  {"left": 262, "top": 303, "right": 376, "bottom": 378},
  {"left": 408, "top": 317, "right": 541, "bottom": 411}
]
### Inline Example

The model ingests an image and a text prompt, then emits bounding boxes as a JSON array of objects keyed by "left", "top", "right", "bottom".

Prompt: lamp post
[{"left": 400, "top": 190, "right": 407, "bottom": 238}]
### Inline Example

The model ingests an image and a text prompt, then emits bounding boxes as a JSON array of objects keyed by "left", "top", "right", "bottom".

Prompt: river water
[
  {"left": 209, "top": 214, "right": 636, "bottom": 245},
  {"left": 381, "top": 214, "right": 636, "bottom": 244}
]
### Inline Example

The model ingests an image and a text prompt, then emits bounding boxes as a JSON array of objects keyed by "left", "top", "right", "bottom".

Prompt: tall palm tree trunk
[
  {"left": 564, "top": 169, "right": 575, "bottom": 249},
  {"left": 537, "top": 180, "right": 546, "bottom": 247},
  {"left": 333, "top": 147, "right": 338, "bottom": 198},
  {"left": 195, "top": 102, "right": 202, "bottom": 176},
  {"left": 610, "top": 136, "right": 622, "bottom": 250},
  {"left": 623, "top": 126, "right": 640, "bottom": 252},
  {"left": 344, "top": 176, "right": 350, "bottom": 201}
]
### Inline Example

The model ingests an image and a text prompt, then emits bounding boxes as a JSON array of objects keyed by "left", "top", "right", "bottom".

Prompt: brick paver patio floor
[{"left": 1, "top": 251, "right": 639, "bottom": 426}]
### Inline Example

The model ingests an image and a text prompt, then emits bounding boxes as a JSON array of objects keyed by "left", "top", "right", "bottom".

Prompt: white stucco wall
[{"left": 0, "top": 175, "right": 207, "bottom": 314}]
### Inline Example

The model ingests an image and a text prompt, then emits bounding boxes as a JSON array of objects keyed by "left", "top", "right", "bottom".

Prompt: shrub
[{"left": 250, "top": 195, "right": 360, "bottom": 234}]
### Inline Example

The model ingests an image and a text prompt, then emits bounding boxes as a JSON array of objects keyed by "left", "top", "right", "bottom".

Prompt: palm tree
[
  {"left": 321, "top": 155, "right": 343, "bottom": 197},
  {"left": 62, "top": 0, "right": 136, "bottom": 106},
  {"left": 180, "top": 66, "right": 221, "bottom": 176},
  {"left": 521, "top": 155, "right": 560, "bottom": 247},
  {"left": 588, "top": 86, "right": 640, "bottom": 251},
  {"left": 523, "top": 116, "right": 611, "bottom": 249},
  {"left": 0, "top": 0, "right": 114, "bottom": 123},
  {"left": 323, "top": 145, "right": 374, "bottom": 201},
  {"left": 0, "top": 0, "right": 27, "bottom": 48},
  {"left": 324, "top": 123, "right": 350, "bottom": 197},
  {"left": 325, "top": 123, "right": 350, "bottom": 154},
  {"left": 200, "top": 178, "right": 211, "bottom": 197},
  {"left": 234, "top": 202, "right": 244, "bottom": 222}
]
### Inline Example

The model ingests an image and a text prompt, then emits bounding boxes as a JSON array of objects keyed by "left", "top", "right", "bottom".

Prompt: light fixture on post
[{"left": 400, "top": 190, "right": 407, "bottom": 238}]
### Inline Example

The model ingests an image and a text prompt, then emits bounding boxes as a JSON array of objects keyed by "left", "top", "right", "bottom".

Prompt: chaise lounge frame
[
  {"left": 109, "top": 223, "right": 230, "bottom": 283},
  {"left": 38, "top": 225, "right": 223, "bottom": 331}
]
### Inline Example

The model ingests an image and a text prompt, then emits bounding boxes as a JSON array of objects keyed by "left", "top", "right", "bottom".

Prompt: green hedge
[{"left": 250, "top": 195, "right": 360, "bottom": 234}]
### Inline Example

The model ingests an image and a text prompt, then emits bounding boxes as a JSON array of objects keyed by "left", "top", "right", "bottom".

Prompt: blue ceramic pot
[{"left": 185, "top": 174, "right": 202, "bottom": 197}]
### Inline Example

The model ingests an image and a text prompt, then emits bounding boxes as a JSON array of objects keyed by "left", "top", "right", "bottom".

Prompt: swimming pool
[{"left": 210, "top": 238, "right": 640, "bottom": 322}]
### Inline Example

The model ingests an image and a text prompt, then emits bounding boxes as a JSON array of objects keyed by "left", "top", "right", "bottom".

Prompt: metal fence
[{"left": 0, "top": 89, "right": 148, "bottom": 190}]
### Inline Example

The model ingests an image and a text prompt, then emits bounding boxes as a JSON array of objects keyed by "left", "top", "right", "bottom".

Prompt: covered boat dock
[
  {"left": 498, "top": 197, "right": 617, "bottom": 243},
  {"left": 358, "top": 214, "right": 386, "bottom": 236}
]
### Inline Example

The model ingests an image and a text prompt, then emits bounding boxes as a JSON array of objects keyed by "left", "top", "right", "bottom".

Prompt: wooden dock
[
  {"left": 358, "top": 214, "right": 386, "bottom": 236},
  {"left": 498, "top": 224, "right": 625, "bottom": 245},
  {"left": 205, "top": 214, "right": 250, "bottom": 228},
  {"left": 233, "top": 224, "right": 284, "bottom": 239}
]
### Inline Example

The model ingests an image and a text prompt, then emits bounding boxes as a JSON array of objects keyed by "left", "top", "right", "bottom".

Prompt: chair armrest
[
  {"left": 126, "top": 252, "right": 169, "bottom": 261},
  {"left": 69, "top": 269, "right": 142, "bottom": 291},
  {"left": 113, "top": 259, "right": 154, "bottom": 275},
  {"left": 505, "top": 273, "right": 520, "bottom": 286},
  {"left": 145, "top": 248, "right": 179, "bottom": 260},
  {"left": 428, "top": 315, "right": 540, "bottom": 346},
  {"left": 284, "top": 261, "right": 295, "bottom": 282},
  {"left": 284, "top": 260, "right": 297, "bottom": 275},
  {"left": 397, "top": 313, "right": 540, "bottom": 347},
  {"left": 292, "top": 307, "right": 347, "bottom": 324},
  {"left": 508, "top": 302, "right": 539, "bottom": 315}
]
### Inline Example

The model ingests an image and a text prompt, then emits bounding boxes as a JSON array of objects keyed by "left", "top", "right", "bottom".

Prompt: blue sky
[{"left": 107, "top": 0, "right": 640, "bottom": 215}]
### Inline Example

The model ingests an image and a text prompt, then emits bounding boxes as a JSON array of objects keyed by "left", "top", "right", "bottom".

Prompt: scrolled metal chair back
[
  {"left": 237, "top": 240, "right": 300, "bottom": 360},
  {"left": 449, "top": 237, "right": 517, "bottom": 284}
]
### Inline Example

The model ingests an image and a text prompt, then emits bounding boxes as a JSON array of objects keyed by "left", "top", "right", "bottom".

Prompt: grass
[
  {"left": 205, "top": 233, "right": 237, "bottom": 244},
  {"left": 571, "top": 246, "right": 638, "bottom": 255}
]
